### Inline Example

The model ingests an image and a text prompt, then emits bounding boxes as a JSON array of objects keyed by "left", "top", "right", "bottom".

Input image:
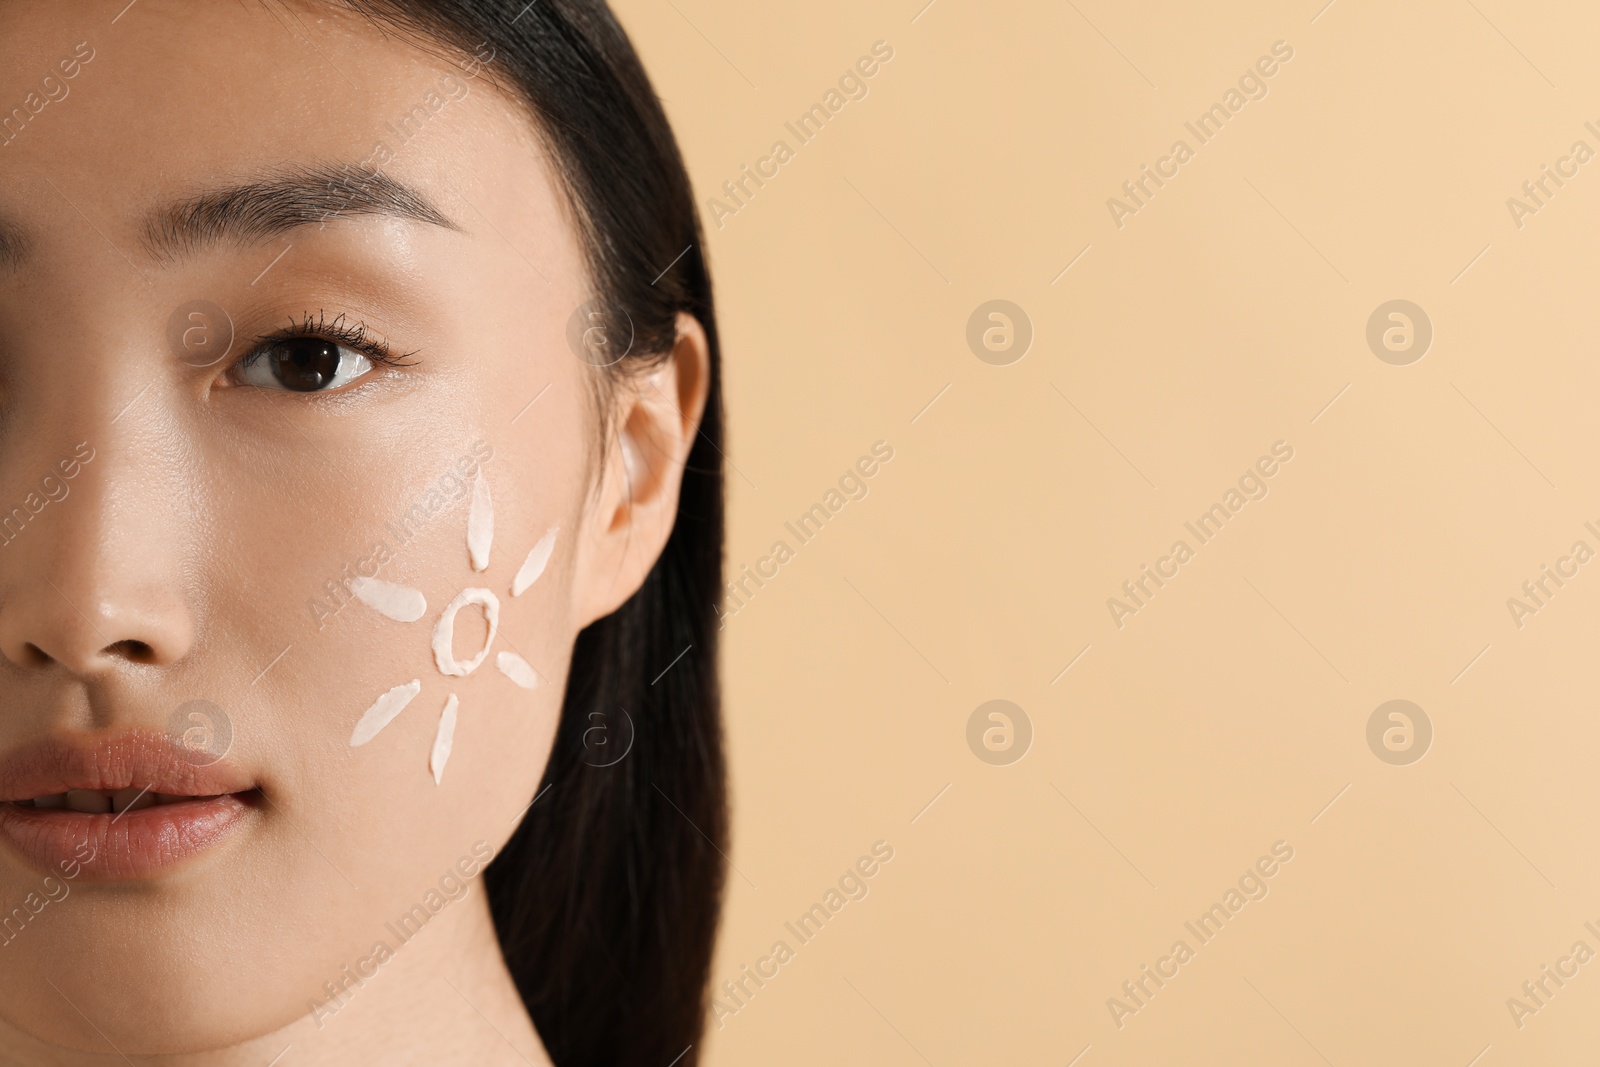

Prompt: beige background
[{"left": 615, "top": 0, "right": 1600, "bottom": 1063}]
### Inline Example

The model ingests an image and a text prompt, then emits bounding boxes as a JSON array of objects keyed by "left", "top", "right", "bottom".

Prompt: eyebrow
[{"left": 141, "top": 164, "right": 463, "bottom": 260}]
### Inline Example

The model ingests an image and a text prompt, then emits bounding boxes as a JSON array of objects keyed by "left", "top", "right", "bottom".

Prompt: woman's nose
[{"left": 0, "top": 427, "right": 196, "bottom": 678}]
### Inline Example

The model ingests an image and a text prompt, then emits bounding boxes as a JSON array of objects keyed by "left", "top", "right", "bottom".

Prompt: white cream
[
  {"left": 512, "top": 527, "right": 558, "bottom": 596},
  {"left": 432, "top": 587, "right": 500, "bottom": 676},
  {"left": 468, "top": 469, "right": 493, "bottom": 571},
  {"left": 350, "top": 576, "right": 427, "bottom": 622},
  {"left": 496, "top": 651, "right": 539, "bottom": 689},
  {"left": 429, "top": 694, "right": 459, "bottom": 784},
  {"left": 350, "top": 679, "right": 422, "bottom": 747}
]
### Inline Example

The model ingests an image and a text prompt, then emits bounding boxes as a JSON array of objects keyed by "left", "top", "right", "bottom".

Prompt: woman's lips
[
  {"left": 0, "top": 731, "right": 259, "bottom": 880},
  {"left": 0, "top": 795, "right": 257, "bottom": 881}
]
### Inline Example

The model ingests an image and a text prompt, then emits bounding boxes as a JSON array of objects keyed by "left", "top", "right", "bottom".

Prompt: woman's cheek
[{"left": 283, "top": 447, "right": 570, "bottom": 833}]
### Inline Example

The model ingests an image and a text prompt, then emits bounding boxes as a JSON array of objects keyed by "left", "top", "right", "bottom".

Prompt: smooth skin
[{"left": 0, "top": 1, "right": 709, "bottom": 1063}]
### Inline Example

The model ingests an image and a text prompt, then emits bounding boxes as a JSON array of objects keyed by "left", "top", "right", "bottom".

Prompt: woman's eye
[{"left": 236, "top": 338, "right": 374, "bottom": 393}]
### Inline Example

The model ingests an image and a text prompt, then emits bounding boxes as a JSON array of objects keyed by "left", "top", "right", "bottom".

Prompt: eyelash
[{"left": 239, "top": 310, "right": 420, "bottom": 374}]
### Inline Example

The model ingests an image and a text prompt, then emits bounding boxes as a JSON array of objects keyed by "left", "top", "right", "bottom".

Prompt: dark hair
[{"left": 323, "top": 2, "right": 727, "bottom": 1062}]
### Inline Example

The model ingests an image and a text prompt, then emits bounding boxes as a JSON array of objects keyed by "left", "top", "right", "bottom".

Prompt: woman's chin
[
  {"left": 0, "top": 870, "right": 337, "bottom": 1057},
  {"left": 0, "top": 966, "right": 300, "bottom": 1058}
]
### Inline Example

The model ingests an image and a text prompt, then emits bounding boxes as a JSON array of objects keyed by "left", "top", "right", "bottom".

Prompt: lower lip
[{"left": 0, "top": 794, "right": 257, "bottom": 880}]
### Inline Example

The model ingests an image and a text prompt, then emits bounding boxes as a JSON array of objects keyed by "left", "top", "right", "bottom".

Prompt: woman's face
[{"left": 0, "top": 0, "right": 701, "bottom": 1053}]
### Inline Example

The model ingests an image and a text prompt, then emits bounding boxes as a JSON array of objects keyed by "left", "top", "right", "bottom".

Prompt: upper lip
[{"left": 0, "top": 731, "right": 255, "bottom": 802}]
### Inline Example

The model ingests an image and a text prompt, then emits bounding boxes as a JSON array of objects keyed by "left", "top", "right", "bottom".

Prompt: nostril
[
  {"left": 0, "top": 590, "right": 191, "bottom": 672},
  {"left": 8, "top": 638, "right": 165, "bottom": 672},
  {"left": 107, "top": 639, "right": 156, "bottom": 663}
]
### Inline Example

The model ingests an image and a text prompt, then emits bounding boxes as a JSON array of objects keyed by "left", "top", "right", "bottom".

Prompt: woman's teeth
[{"left": 25, "top": 789, "right": 209, "bottom": 813}]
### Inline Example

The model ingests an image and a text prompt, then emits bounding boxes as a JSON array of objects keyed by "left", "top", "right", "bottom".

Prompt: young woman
[{"left": 0, "top": 1, "right": 726, "bottom": 1063}]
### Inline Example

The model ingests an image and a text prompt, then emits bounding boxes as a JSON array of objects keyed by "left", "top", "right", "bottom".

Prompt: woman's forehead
[
  {"left": 0, "top": 1, "right": 537, "bottom": 218},
  {"left": 0, "top": 0, "right": 579, "bottom": 296}
]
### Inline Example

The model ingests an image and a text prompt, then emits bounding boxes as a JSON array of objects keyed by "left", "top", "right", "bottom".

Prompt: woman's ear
[{"left": 571, "top": 311, "right": 711, "bottom": 627}]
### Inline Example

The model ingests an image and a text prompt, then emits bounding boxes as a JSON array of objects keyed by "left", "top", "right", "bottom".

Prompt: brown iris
[{"left": 267, "top": 338, "right": 345, "bottom": 392}]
